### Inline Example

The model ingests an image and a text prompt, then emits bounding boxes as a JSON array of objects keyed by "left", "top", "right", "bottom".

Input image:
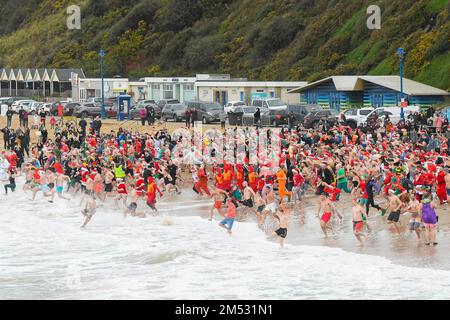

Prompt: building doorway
[{"left": 214, "top": 90, "right": 228, "bottom": 106}]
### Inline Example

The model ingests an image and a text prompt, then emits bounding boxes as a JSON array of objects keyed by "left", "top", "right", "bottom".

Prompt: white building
[
  {"left": 194, "top": 74, "right": 307, "bottom": 105},
  {"left": 132, "top": 77, "right": 197, "bottom": 103},
  {"left": 75, "top": 74, "right": 308, "bottom": 105},
  {"left": 77, "top": 78, "right": 129, "bottom": 102}
]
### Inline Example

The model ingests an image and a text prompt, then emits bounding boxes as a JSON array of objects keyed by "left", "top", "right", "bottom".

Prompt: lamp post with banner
[
  {"left": 100, "top": 49, "right": 106, "bottom": 119},
  {"left": 397, "top": 48, "right": 406, "bottom": 121}
]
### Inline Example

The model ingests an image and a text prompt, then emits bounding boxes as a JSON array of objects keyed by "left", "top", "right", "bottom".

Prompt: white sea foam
[{"left": 1, "top": 187, "right": 450, "bottom": 300}]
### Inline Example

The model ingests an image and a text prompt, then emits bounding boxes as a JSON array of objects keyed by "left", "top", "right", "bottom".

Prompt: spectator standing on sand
[
  {"left": 148, "top": 105, "right": 155, "bottom": 126},
  {"left": 39, "top": 108, "right": 47, "bottom": 127},
  {"left": 79, "top": 117, "right": 87, "bottom": 137},
  {"left": 254, "top": 108, "right": 261, "bottom": 129},
  {"left": 191, "top": 108, "right": 197, "bottom": 128},
  {"left": 220, "top": 111, "right": 226, "bottom": 130},
  {"left": 93, "top": 116, "right": 102, "bottom": 136},
  {"left": 185, "top": 109, "right": 191, "bottom": 128},
  {"left": 6, "top": 107, "right": 13, "bottom": 128},
  {"left": 23, "top": 110, "right": 29, "bottom": 128},
  {"left": 18, "top": 107, "right": 25, "bottom": 127},
  {"left": 139, "top": 107, "right": 147, "bottom": 126}
]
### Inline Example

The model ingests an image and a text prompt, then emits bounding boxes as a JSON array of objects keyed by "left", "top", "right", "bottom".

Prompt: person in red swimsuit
[{"left": 317, "top": 192, "right": 335, "bottom": 237}]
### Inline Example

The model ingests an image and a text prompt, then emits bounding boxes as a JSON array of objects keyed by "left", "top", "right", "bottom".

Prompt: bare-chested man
[
  {"left": 80, "top": 174, "right": 94, "bottom": 206},
  {"left": 46, "top": 169, "right": 57, "bottom": 203},
  {"left": 209, "top": 186, "right": 228, "bottom": 221},
  {"left": 241, "top": 181, "right": 256, "bottom": 213},
  {"left": 124, "top": 183, "right": 146, "bottom": 218},
  {"left": 404, "top": 193, "right": 422, "bottom": 240},
  {"left": 272, "top": 206, "right": 291, "bottom": 247},
  {"left": 317, "top": 192, "right": 335, "bottom": 237},
  {"left": 22, "top": 164, "right": 35, "bottom": 192},
  {"left": 352, "top": 199, "right": 368, "bottom": 245},
  {"left": 55, "top": 172, "right": 70, "bottom": 200},
  {"left": 31, "top": 170, "right": 55, "bottom": 202},
  {"left": 261, "top": 186, "right": 276, "bottom": 224},
  {"left": 103, "top": 167, "right": 115, "bottom": 201},
  {"left": 81, "top": 194, "right": 97, "bottom": 228},
  {"left": 254, "top": 192, "right": 266, "bottom": 225},
  {"left": 385, "top": 189, "right": 403, "bottom": 234}
]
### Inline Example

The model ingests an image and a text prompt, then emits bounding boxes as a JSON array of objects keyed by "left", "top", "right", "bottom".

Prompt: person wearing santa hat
[
  {"left": 316, "top": 191, "right": 336, "bottom": 237},
  {"left": 291, "top": 168, "right": 304, "bottom": 205},
  {"left": 114, "top": 178, "right": 128, "bottom": 210},
  {"left": 146, "top": 176, "right": 163, "bottom": 213},
  {"left": 436, "top": 167, "right": 448, "bottom": 205},
  {"left": 55, "top": 171, "right": 71, "bottom": 200},
  {"left": 81, "top": 192, "right": 97, "bottom": 229}
]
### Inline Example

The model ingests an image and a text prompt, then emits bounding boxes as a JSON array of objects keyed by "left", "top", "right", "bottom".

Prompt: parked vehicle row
[
  {"left": 9, "top": 100, "right": 51, "bottom": 115},
  {"left": 342, "top": 106, "right": 421, "bottom": 128},
  {"left": 233, "top": 104, "right": 329, "bottom": 128}
]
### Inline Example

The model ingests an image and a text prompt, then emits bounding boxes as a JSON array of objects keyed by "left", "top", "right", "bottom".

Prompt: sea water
[{"left": 1, "top": 181, "right": 450, "bottom": 300}]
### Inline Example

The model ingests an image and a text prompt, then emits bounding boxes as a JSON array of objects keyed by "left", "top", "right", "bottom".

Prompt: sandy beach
[{"left": 1, "top": 114, "right": 449, "bottom": 271}]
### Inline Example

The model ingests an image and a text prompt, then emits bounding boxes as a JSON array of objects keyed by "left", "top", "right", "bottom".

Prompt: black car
[
  {"left": 186, "top": 101, "right": 223, "bottom": 124},
  {"left": 286, "top": 104, "right": 323, "bottom": 127},
  {"left": 64, "top": 102, "right": 81, "bottom": 116},
  {"left": 303, "top": 109, "right": 339, "bottom": 129},
  {"left": 157, "top": 99, "right": 180, "bottom": 109},
  {"left": 161, "top": 103, "right": 188, "bottom": 122}
]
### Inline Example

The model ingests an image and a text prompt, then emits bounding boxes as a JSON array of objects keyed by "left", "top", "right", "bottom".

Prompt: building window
[
  {"left": 152, "top": 84, "right": 160, "bottom": 90},
  {"left": 256, "top": 89, "right": 264, "bottom": 93},
  {"left": 163, "top": 84, "right": 173, "bottom": 99},
  {"left": 183, "top": 84, "right": 194, "bottom": 91}
]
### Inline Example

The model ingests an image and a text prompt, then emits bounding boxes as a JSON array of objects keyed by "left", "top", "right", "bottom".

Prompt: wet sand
[
  {"left": 2, "top": 114, "right": 449, "bottom": 271},
  {"left": 170, "top": 189, "right": 450, "bottom": 271}
]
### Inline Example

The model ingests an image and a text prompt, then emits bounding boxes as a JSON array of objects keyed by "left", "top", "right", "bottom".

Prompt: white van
[
  {"left": 11, "top": 100, "right": 36, "bottom": 113},
  {"left": 251, "top": 98, "right": 288, "bottom": 111},
  {"left": 343, "top": 107, "right": 375, "bottom": 128},
  {"left": 224, "top": 101, "right": 246, "bottom": 113},
  {"left": 365, "top": 106, "right": 420, "bottom": 125}
]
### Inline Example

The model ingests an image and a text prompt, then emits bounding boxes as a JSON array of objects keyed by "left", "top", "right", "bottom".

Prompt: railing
[{"left": 0, "top": 89, "right": 72, "bottom": 99}]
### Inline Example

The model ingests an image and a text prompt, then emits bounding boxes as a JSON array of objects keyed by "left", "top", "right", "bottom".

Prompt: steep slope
[{"left": 0, "top": 0, "right": 448, "bottom": 90}]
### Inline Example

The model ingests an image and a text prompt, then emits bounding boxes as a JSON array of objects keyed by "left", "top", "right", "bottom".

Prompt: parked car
[
  {"left": 64, "top": 102, "right": 81, "bottom": 116},
  {"left": 161, "top": 103, "right": 188, "bottom": 122},
  {"left": 0, "top": 97, "right": 14, "bottom": 107},
  {"left": 157, "top": 99, "right": 180, "bottom": 109},
  {"left": 224, "top": 101, "right": 246, "bottom": 113},
  {"left": 74, "top": 102, "right": 103, "bottom": 118},
  {"left": 11, "top": 100, "right": 35, "bottom": 113},
  {"left": 285, "top": 104, "right": 323, "bottom": 127},
  {"left": 136, "top": 99, "right": 157, "bottom": 109},
  {"left": 342, "top": 107, "right": 375, "bottom": 128},
  {"left": 39, "top": 103, "right": 52, "bottom": 115},
  {"left": 251, "top": 98, "right": 287, "bottom": 111},
  {"left": 303, "top": 110, "right": 340, "bottom": 129},
  {"left": 186, "top": 101, "right": 223, "bottom": 124},
  {"left": 240, "top": 106, "right": 271, "bottom": 126},
  {"left": 129, "top": 104, "right": 162, "bottom": 120}
]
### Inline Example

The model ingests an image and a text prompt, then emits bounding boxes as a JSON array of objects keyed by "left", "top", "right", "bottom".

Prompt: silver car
[{"left": 240, "top": 106, "right": 270, "bottom": 126}]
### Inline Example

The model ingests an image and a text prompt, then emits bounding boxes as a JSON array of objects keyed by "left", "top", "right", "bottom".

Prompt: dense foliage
[{"left": 0, "top": 0, "right": 448, "bottom": 90}]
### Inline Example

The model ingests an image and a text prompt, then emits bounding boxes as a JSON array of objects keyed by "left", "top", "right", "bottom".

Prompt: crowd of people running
[{"left": 1, "top": 105, "right": 449, "bottom": 247}]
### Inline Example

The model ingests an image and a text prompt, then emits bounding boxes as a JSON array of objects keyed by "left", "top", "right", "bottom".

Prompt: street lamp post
[
  {"left": 397, "top": 47, "right": 405, "bottom": 121},
  {"left": 100, "top": 49, "right": 106, "bottom": 119}
]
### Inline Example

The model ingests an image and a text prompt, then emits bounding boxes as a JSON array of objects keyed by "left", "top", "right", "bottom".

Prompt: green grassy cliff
[{"left": 0, "top": 0, "right": 448, "bottom": 90}]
